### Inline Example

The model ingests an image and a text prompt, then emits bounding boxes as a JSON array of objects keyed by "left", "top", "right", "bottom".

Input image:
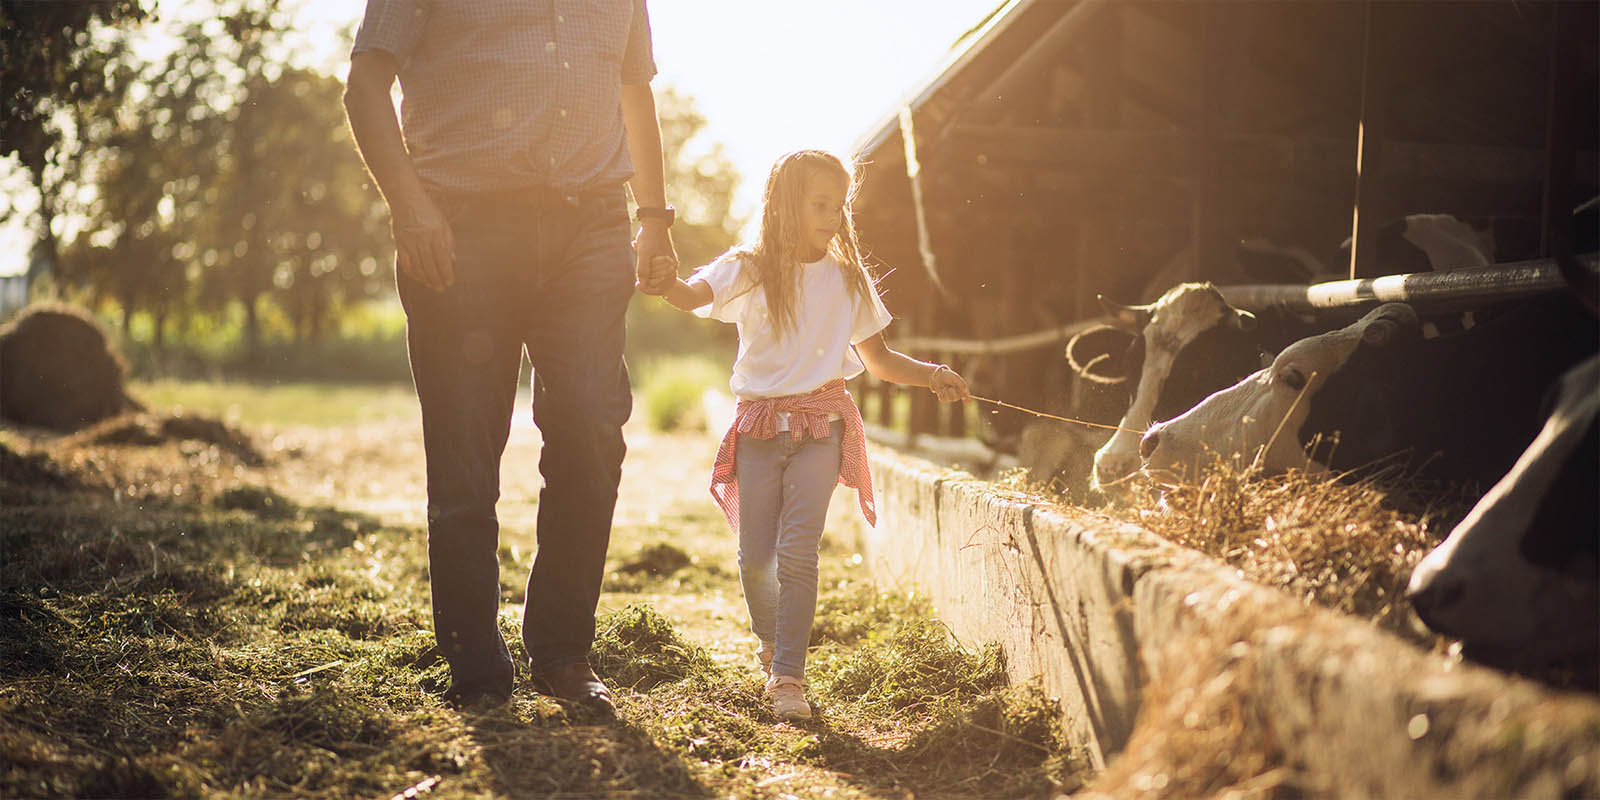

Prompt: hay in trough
[
  {"left": 0, "top": 304, "right": 139, "bottom": 432},
  {"left": 1106, "top": 461, "right": 1459, "bottom": 649},
  {"left": 1079, "top": 619, "right": 1312, "bottom": 799}
]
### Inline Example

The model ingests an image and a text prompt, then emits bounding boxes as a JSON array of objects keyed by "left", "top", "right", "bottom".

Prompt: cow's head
[
  {"left": 1089, "top": 282, "right": 1256, "bottom": 492},
  {"left": 1407, "top": 354, "right": 1600, "bottom": 673},
  {"left": 1137, "top": 302, "right": 1417, "bottom": 484}
]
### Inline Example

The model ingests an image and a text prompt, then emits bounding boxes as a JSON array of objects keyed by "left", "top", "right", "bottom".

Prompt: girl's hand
[
  {"left": 649, "top": 255, "right": 678, "bottom": 290},
  {"left": 929, "top": 364, "right": 970, "bottom": 403}
]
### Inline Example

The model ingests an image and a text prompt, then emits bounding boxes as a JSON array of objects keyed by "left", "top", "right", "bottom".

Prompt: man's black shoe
[{"left": 528, "top": 662, "right": 615, "bottom": 716}]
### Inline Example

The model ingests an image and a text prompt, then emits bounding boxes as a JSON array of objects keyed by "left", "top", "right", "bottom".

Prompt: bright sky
[{"left": 0, "top": 0, "right": 992, "bottom": 276}]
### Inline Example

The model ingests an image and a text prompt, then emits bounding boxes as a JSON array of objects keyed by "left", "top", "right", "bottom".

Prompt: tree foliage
[
  {"left": 20, "top": 2, "right": 743, "bottom": 372},
  {"left": 1, "top": 0, "right": 148, "bottom": 285}
]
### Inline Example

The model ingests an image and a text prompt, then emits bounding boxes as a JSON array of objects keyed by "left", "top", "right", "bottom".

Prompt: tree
[
  {"left": 241, "top": 67, "right": 390, "bottom": 345},
  {"left": 654, "top": 87, "right": 744, "bottom": 269},
  {"left": 1, "top": 0, "right": 148, "bottom": 294},
  {"left": 624, "top": 87, "right": 745, "bottom": 362}
]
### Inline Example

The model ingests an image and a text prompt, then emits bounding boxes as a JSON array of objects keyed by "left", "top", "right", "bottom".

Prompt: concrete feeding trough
[{"left": 861, "top": 448, "right": 1600, "bottom": 796}]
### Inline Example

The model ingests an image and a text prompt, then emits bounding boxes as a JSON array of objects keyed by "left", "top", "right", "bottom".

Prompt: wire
[{"left": 968, "top": 394, "right": 1147, "bottom": 435}]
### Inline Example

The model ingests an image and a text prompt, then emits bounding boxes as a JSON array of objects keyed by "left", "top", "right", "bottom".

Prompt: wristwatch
[{"left": 634, "top": 205, "right": 675, "bottom": 226}]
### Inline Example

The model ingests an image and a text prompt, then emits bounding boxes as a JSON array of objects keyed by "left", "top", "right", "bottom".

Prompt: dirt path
[{"left": 264, "top": 395, "right": 869, "bottom": 684}]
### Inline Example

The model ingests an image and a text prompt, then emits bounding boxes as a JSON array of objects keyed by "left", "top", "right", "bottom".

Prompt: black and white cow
[
  {"left": 1406, "top": 354, "right": 1599, "bottom": 679},
  {"left": 1076, "top": 214, "right": 1501, "bottom": 492},
  {"left": 1136, "top": 291, "right": 1599, "bottom": 492},
  {"left": 1084, "top": 283, "right": 1265, "bottom": 491}
]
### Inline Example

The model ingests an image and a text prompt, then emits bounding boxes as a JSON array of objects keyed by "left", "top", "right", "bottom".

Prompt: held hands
[
  {"left": 929, "top": 364, "right": 971, "bottom": 403},
  {"left": 647, "top": 255, "right": 679, "bottom": 294},
  {"left": 392, "top": 193, "right": 456, "bottom": 292},
  {"left": 633, "top": 222, "right": 677, "bottom": 295}
]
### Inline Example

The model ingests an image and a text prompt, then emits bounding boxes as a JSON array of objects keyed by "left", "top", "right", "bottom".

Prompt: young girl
[{"left": 653, "top": 149, "right": 970, "bottom": 721}]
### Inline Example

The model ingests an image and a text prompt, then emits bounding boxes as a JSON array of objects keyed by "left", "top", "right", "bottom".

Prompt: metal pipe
[{"left": 1218, "top": 254, "right": 1598, "bottom": 314}]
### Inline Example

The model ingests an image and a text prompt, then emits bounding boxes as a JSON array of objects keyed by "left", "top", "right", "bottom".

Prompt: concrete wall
[{"left": 864, "top": 448, "right": 1600, "bottom": 794}]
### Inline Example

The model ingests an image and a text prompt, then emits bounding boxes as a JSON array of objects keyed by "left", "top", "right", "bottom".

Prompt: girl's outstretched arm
[
  {"left": 662, "top": 273, "right": 713, "bottom": 312},
  {"left": 855, "top": 334, "right": 971, "bottom": 402}
]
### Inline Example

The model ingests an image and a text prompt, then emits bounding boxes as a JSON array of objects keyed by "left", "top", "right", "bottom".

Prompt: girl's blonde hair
[{"left": 729, "top": 149, "right": 877, "bottom": 338}]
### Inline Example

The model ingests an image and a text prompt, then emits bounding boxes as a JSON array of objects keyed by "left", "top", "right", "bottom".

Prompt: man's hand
[
  {"left": 634, "top": 221, "right": 677, "bottom": 295},
  {"left": 647, "top": 255, "right": 678, "bottom": 292},
  {"left": 392, "top": 194, "right": 455, "bottom": 293}
]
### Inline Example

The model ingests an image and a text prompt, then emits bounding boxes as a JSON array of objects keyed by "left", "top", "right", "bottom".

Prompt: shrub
[{"left": 636, "top": 355, "right": 727, "bottom": 432}]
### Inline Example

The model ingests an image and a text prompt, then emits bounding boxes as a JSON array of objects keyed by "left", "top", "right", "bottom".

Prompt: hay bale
[{"left": 0, "top": 304, "right": 140, "bottom": 432}]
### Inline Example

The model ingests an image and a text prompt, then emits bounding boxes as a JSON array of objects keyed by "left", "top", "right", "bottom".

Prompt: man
[{"left": 343, "top": 0, "right": 677, "bottom": 714}]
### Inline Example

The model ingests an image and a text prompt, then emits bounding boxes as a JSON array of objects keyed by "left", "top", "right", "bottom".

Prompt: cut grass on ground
[{"left": 2, "top": 417, "right": 1088, "bottom": 798}]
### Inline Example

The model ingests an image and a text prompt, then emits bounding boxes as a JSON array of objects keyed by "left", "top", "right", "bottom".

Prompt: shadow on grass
[{"left": 466, "top": 710, "right": 713, "bottom": 799}]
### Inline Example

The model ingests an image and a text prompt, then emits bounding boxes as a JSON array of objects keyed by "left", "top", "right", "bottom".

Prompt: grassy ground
[{"left": 2, "top": 381, "right": 1087, "bottom": 799}]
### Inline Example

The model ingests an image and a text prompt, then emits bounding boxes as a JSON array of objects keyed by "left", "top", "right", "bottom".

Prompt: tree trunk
[
  {"left": 24, "top": 159, "right": 61, "bottom": 299},
  {"left": 243, "top": 293, "right": 261, "bottom": 362}
]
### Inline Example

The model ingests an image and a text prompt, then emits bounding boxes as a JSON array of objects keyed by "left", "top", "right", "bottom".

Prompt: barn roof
[
  {"left": 849, "top": 0, "right": 1598, "bottom": 312},
  {"left": 842, "top": 1, "right": 1598, "bottom": 439}
]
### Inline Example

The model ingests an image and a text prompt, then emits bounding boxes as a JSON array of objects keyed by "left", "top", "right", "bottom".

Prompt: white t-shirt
[{"left": 692, "top": 253, "right": 894, "bottom": 401}]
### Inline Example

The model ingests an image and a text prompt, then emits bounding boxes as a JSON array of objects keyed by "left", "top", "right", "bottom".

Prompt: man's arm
[
  {"left": 620, "top": 82, "right": 676, "bottom": 295},
  {"left": 344, "top": 50, "right": 453, "bottom": 292}
]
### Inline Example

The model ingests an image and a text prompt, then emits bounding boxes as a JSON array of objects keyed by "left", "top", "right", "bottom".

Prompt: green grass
[
  {"left": 637, "top": 355, "right": 728, "bottom": 433},
  {"left": 1, "top": 396, "right": 1088, "bottom": 798},
  {"left": 129, "top": 379, "right": 420, "bottom": 427}
]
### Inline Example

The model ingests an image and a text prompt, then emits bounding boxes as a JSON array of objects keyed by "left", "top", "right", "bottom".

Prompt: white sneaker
[{"left": 765, "top": 674, "right": 811, "bottom": 721}]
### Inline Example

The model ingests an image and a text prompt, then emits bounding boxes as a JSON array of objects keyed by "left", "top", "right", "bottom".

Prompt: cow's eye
[{"left": 1280, "top": 367, "right": 1307, "bottom": 392}]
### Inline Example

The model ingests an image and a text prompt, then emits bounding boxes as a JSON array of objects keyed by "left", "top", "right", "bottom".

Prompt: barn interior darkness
[{"left": 848, "top": 0, "right": 1599, "bottom": 441}]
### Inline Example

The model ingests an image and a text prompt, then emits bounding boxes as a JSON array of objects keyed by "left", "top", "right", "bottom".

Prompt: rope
[
  {"left": 969, "top": 394, "right": 1147, "bottom": 435},
  {"left": 1250, "top": 370, "right": 1319, "bottom": 472}
]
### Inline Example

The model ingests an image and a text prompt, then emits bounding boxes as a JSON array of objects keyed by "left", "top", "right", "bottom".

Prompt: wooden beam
[
  {"left": 967, "top": 0, "right": 1105, "bottom": 123},
  {"left": 942, "top": 125, "right": 1592, "bottom": 186}
]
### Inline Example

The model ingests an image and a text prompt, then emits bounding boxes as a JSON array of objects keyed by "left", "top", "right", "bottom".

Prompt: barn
[{"left": 846, "top": 0, "right": 1600, "bottom": 446}]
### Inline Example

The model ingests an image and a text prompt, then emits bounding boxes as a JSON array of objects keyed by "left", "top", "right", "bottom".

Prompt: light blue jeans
[{"left": 735, "top": 420, "right": 843, "bottom": 680}]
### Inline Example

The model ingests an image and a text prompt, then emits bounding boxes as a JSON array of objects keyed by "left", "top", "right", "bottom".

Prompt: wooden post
[
  {"left": 909, "top": 295, "right": 939, "bottom": 436},
  {"left": 1348, "top": 0, "right": 1397, "bottom": 279},
  {"left": 1539, "top": 0, "right": 1583, "bottom": 259},
  {"left": 1190, "top": 2, "right": 1227, "bottom": 284},
  {"left": 946, "top": 353, "right": 968, "bottom": 438}
]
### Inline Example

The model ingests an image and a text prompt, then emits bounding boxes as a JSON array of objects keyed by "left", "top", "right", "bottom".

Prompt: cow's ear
[
  {"left": 1359, "top": 302, "right": 1420, "bottom": 346},
  {"left": 1098, "top": 295, "right": 1153, "bottom": 331}
]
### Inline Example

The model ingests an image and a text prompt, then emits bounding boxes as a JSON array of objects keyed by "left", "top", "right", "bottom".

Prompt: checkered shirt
[
  {"left": 352, "top": 0, "right": 656, "bottom": 193},
  {"left": 710, "top": 380, "right": 877, "bottom": 533}
]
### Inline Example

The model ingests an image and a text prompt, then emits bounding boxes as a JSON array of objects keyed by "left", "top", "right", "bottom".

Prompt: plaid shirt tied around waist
[{"left": 710, "top": 380, "right": 876, "bottom": 532}]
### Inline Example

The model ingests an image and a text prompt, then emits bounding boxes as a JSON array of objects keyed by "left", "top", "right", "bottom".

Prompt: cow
[
  {"left": 1406, "top": 353, "right": 1599, "bottom": 682},
  {"left": 1136, "top": 291, "right": 1599, "bottom": 493},
  {"left": 1078, "top": 214, "right": 1502, "bottom": 493},
  {"left": 1084, "top": 282, "right": 1263, "bottom": 492}
]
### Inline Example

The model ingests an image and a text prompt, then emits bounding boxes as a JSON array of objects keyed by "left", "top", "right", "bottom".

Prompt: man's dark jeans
[{"left": 398, "top": 187, "right": 634, "bottom": 693}]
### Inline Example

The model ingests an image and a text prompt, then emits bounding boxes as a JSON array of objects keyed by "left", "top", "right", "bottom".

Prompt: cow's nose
[
  {"left": 1407, "top": 576, "right": 1465, "bottom": 623},
  {"left": 1139, "top": 430, "right": 1160, "bottom": 461}
]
